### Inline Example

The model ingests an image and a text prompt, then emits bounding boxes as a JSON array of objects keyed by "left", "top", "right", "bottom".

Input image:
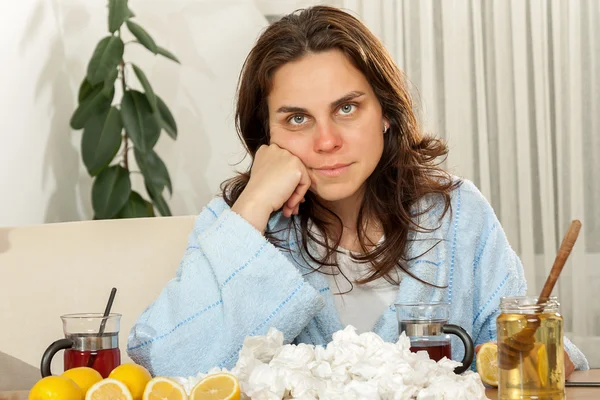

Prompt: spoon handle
[{"left": 537, "top": 220, "right": 581, "bottom": 302}]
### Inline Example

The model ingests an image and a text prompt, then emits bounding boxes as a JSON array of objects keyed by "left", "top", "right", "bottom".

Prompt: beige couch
[{"left": 0, "top": 215, "right": 195, "bottom": 390}]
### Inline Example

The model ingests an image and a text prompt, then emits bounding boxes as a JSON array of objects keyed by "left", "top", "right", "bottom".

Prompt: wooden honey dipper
[{"left": 498, "top": 220, "right": 582, "bottom": 370}]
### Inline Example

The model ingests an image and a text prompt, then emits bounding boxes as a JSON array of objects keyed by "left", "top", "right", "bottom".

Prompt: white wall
[{"left": 0, "top": 0, "right": 269, "bottom": 227}]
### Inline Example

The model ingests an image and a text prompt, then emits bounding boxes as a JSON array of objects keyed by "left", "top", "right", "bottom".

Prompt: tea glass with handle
[
  {"left": 40, "top": 313, "right": 121, "bottom": 378},
  {"left": 395, "top": 302, "right": 474, "bottom": 374}
]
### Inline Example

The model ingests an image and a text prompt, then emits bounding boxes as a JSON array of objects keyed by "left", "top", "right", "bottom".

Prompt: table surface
[
  {"left": 486, "top": 369, "right": 600, "bottom": 399},
  {"left": 1, "top": 370, "right": 599, "bottom": 400}
]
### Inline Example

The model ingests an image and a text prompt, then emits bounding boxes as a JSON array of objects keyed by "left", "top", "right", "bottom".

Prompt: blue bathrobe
[{"left": 127, "top": 179, "right": 589, "bottom": 377}]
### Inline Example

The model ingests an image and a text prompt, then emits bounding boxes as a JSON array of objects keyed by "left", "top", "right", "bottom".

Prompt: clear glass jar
[{"left": 497, "top": 296, "right": 564, "bottom": 400}]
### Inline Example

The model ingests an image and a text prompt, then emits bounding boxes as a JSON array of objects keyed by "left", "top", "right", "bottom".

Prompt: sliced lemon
[
  {"left": 536, "top": 343, "right": 549, "bottom": 387},
  {"left": 190, "top": 373, "right": 240, "bottom": 400},
  {"left": 476, "top": 342, "right": 499, "bottom": 387},
  {"left": 143, "top": 377, "right": 188, "bottom": 400},
  {"left": 109, "top": 364, "right": 152, "bottom": 400},
  {"left": 85, "top": 378, "right": 133, "bottom": 400}
]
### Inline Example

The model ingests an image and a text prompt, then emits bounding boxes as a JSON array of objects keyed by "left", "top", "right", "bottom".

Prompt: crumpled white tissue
[{"left": 174, "top": 326, "right": 489, "bottom": 399}]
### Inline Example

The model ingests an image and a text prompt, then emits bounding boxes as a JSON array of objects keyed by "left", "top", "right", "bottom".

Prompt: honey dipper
[{"left": 498, "top": 220, "right": 582, "bottom": 370}]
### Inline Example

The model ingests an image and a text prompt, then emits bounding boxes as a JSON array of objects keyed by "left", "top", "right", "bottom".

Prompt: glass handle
[
  {"left": 442, "top": 324, "right": 474, "bottom": 374},
  {"left": 40, "top": 338, "right": 73, "bottom": 377}
]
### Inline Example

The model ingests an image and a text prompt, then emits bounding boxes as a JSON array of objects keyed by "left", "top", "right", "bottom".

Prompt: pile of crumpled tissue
[{"left": 174, "top": 326, "right": 489, "bottom": 399}]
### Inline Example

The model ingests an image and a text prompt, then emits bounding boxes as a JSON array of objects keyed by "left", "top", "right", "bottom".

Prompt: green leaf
[
  {"left": 127, "top": 8, "right": 135, "bottom": 18},
  {"left": 126, "top": 20, "right": 157, "bottom": 53},
  {"left": 117, "top": 191, "right": 155, "bottom": 218},
  {"left": 108, "top": 0, "right": 129, "bottom": 33},
  {"left": 156, "top": 46, "right": 180, "bottom": 63},
  {"left": 78, "top": 78, "right": 95, "bottom": 103},
  {"left": 87, "top": 36, "right": 125, "bottom": 85},
  {"left": 92, "top": 165, "right": 131, "bottom": 219},
  {"left": 103, "top": 67, "right": 119, "bottom": 96},
  {"left": 81, "top": 107, "right": 123, "bottom": 176},
  {"left": 131, "top": 64, "right": 156, "bottom": 110},
  {"left": 78, "top": 75, "right": 114, "bottom": 104},
  {"left": 135, "top": 149, "right": 172, "bottom": 195},
  {"left": 156, "top": 96, "right": 177, "bottom": 139},
  {"left": 136, "top": 148, "right": 173, "bottom": 216},
  {"left": 121, "top": 90, "right": 160, "bottom": 153},
  {"left": 146, "top": 181, "right": 171, "bottom": 216},
  {"left": 70, "top": 85, "right": 114, "bottom": 129}
]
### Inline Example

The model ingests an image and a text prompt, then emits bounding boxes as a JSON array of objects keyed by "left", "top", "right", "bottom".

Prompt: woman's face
[{"left": 267, "top": 49, "right": 386, "bottom": 203}]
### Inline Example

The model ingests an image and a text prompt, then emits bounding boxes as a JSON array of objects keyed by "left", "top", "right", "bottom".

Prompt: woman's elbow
[{"left": 126, "top": 322, "right": 159, "bottom": 374}]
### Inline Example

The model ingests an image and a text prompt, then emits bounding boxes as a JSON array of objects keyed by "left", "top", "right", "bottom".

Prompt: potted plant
[{"left": 70, "top": 0, "right": 179, "bottom": 219}]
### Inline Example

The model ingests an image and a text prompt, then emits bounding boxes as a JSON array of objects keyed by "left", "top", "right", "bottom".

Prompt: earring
[{"left": 383, "top": 123, "right": 388, "bottom": 133}]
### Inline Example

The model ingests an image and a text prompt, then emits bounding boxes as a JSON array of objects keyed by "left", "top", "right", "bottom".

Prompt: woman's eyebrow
[
  {"left": 276, "top": 105, "right": 307, "bottom": 114},
  {"left": 330, "top": 91, "right": 365, "bottom": 109},
  {"left": 275, "top": 90, "right": 366, "bottom": 114}
]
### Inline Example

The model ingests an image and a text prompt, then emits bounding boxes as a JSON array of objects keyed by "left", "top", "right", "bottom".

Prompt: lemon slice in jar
[{"left": 536, "top": 344, "right": 550, "bottom": 387}]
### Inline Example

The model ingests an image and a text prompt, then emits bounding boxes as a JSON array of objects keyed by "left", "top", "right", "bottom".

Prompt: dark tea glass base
[
  {"left": 64, "top": 348, "right": 121, "bottom": 378},
  {"left": 410, "top": 340, "right": 452, "bottom": 362}
]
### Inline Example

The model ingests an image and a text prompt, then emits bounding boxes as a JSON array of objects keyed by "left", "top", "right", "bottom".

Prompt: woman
[{"left": 127, "top": 6, "right": 587, "bottom": 377}]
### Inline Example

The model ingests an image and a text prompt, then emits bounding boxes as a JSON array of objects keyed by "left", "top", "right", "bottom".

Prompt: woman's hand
[
  {"left": 232, "top": 144, "right": 311, "bottom": 232},
  {"left": 475, "top": 342, "right": 576, "bottom": 379},
  {"left": 564, "top": 351, "right": 575, "bottom": 379}
]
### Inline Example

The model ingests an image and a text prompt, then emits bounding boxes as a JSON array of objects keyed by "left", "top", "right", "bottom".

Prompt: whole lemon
[
  {"left": 108, "top": 363, "right": 151, "bottom": 400},
  {"left": 61, "top": 367, "right": 103, "bottom": 393},
  {"left": 28, "top": 376, "right": 84, "bottom": 400}
]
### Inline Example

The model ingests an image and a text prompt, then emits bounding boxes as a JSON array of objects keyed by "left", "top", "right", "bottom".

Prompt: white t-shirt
[{"left": 323, "top": 247, "right": 398, "bottom": 333}]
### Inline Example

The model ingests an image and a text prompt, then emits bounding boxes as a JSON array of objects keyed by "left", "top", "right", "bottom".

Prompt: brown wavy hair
[{"left": 221, "top": 6, "right": 460, "bottom": 289}]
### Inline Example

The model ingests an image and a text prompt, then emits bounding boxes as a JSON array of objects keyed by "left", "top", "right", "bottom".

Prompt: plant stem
[
  {"left": 123, "top": 134, "right": 129, "bottom": 170},
  {"left": 120, "top": 58, "right": 128, "bottom": 171}
]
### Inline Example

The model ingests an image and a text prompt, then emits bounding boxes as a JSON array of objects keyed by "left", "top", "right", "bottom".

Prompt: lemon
[
  {"left": 190, "top": 373, "right": 240, "bottom": 400},
  {"left": 85, "top": 378, "right": 133, "bottom": 400},
  {"left": 476, "top": 342, "right": 499, "bottom": 387},
  {"left": 109, "top": 363, "right": 152, "bottom": 400},
  {"left": 536, "top": 343, "right": 549, "bottom": 387},
  {"left": 61, "top": 367, "right": 103, "bottom": 393},
  {"left": 29, "top": 376, "right": 84, "bottom": 400},
  {"left": 143, "top": 377, "right": 188, "bottom": 400}
]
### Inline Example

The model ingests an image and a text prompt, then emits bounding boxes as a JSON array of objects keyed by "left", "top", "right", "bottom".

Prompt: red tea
[
  {"left": 410, "top": 340, "right": 452, "bottom": 361},
  {"left": 64, "top": 348, "right": 120, "bottom": 378}
]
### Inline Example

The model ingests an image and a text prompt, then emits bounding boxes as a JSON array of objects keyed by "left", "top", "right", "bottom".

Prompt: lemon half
[
  {"left": 190, "top": 373, "right": 240, "bottom": 400},
  {"left": 143, "top": 376, "right": 188, "bottom": 400},
  {"left": 85, "top": 378, "right": 133, "bottom": 400},
  {"left": 476, "top": 342, "right": 499, "bottom": 387}
]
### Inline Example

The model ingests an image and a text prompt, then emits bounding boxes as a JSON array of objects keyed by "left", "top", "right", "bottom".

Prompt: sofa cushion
[{"left": 0, "top": 216, "right": 194, "bottom": 374}]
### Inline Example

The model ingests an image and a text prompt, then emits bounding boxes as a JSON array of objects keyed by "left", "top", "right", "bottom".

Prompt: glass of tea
[
  {"left": 395, "top": 302, "right": 474, "bottom": 374},
  {"left": 41, "top": 313, "right": 121, "bottom": 378}
]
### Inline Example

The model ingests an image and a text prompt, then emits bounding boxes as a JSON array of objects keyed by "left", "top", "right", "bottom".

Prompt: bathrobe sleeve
[{"left": 127, "top": 198, "right": 325, "bottom": 377}]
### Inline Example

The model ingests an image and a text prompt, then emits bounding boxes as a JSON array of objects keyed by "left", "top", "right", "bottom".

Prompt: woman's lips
[{"left": 314, "top": 163, "right": 352, "bottom": 177}]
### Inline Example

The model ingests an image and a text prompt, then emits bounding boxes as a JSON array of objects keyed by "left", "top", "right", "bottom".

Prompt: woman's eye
[
  {"left": 289, "top": 115, "right": 307, "bottom": 125},
  {"left": 339, "top": 104, "right": 356, "bottom": 115}
]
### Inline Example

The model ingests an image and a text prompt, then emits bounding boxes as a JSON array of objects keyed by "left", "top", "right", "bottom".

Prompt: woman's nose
[{"left": 314, "top": 123, "right": 343, "bottom": 153}]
